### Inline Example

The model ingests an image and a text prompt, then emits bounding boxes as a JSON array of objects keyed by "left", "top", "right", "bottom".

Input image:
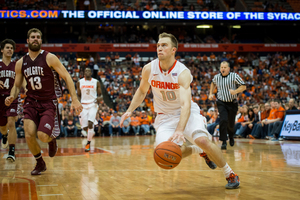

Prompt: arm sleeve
[{"left": 235, "top": 73, "right": 245, "bottom": 86}]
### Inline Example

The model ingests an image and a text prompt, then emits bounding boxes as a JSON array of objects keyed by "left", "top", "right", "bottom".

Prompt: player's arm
[
  {"left": 126, "top": 63, "right": 151, "bottom": 112},
  {"left": 76, "top": 81, "right": 81, "bottom": 102},
  {"left": 5, "top": 59, "right": 24, "bottom": 106},
  {"left": 169, "top": 70, "right": 191, "bottom": 143},
  {"left": 120, "top": 63, "right": 151, "bottom": 127},
  {"left": 96, "top": 81, "right": 102, "bottom": 102},
  {"left": 46, "top": 53, "right": 82, "bottom": 114}
]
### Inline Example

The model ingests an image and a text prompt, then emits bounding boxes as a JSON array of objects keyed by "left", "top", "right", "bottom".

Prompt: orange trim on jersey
[{"left": 159, "top": 60, "right": 177, "bottom": 74}]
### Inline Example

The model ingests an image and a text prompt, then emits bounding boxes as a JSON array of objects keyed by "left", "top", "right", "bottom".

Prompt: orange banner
[{"left": 16, "top": 43, "right": 300, "bottom": 52}]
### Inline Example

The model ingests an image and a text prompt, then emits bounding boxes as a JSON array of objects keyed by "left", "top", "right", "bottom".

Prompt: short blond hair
[{"left": 158, "top": 32, "right": 178, "bottom": 50}]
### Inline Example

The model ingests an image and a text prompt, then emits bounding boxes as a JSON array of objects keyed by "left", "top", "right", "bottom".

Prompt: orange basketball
[{"left": 154, "top": 141, "right": 182, "bottom": 169}]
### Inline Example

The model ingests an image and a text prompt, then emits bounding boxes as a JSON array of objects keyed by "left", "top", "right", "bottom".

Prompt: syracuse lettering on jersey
[
  {"left": 0, "top": 70, "right": 15, "bottom": 79},
  {"left": 82, "top": 85, "right": 94, "bottom": 89},
  {"left": 151, "top": 80, "right": 179, "bottom": 89},
  {"left": 24, "top": 66, "right": 44, "bottom": 78}
]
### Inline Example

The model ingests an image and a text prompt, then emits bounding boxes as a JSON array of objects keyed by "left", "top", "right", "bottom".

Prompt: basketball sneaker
[
  {"left": 1, "top": 134, "right": 8, "bottom": 149},
  {"left": 48, "top": 138, "right": 58, "bottom": 157},
  {"left": 7, "top": 146, "right": 16, "bottom": 162},
  {"left": 200, "top": 152, "right": 217, "bottom": 169},
  {"left": 85, "top": 143, "right": 90, "bottom": 152},
  {"left": 226, "top": 173, "right": 240, "bottom": 189},
  {"left": 31, "top": 160, "right": 47, "bottom": 175}
]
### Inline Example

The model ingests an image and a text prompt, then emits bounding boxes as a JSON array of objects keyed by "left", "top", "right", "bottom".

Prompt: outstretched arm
[
  {"left": 46, "top": 53, "right": 82, "bottom": 114},
  {"left": 120, "top": 63, "right": 151, "bottom": 127}
]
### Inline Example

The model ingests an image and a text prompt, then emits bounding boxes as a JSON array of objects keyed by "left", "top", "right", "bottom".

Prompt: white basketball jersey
[
  {"left": 79, "top": 78, "right": 98, "bottom": 104},
  {"left": 148, "top": 59, "right": 196, "bottom": 115}
]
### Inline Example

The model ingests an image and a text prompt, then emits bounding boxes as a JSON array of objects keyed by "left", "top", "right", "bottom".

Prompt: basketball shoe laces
[{"left": 226, "top": 173, "right": 239, "bottom": 183}]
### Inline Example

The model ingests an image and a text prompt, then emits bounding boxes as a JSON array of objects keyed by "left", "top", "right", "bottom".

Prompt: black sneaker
[
  {"left": 226, "top": 173, "right": 240, "bottom": 189},
  {"left": 200, "top": 152, "right": 217, "bottom": 169},
  {"left": 221, "top": 142, "right": 227, "bottom": 150},
  {"left": 230, "top": 138, "right": 235, "bottom": 146},
  {"left": 1, "top": 134, "right": 8, "bottom": 149},
  {"left": 7, "top": 147, "right": 16, "bottom": 162}
]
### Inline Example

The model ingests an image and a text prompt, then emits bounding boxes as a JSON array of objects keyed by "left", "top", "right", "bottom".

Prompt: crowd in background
[{"left": 10, "top": 50, "right": 300, "bottom": 139}]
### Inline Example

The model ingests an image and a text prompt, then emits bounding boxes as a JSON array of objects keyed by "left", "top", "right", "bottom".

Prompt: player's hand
[
  {"left": 168, "top": 131, "right": 186, "bottom": 143},
  {"left": 5, "top": 96, "right": 14, "bottom": 106},
  {"left": 208, "top": 94, "right": 214, "bottom": 100},
  {"left": 229, "top": 89, "right": 236, "bottom": 95},
  {"left": 120, "top": 111, "right": 131, "bottom": 127},
  {"left": 71, "top": 99, "right": 83, "bottom": 115},
  {"left": 96, "top": 96, "right": 102, "bottom": 103},
  {"left": 0, "top": 80, "right": 3, "bottom": 89}
]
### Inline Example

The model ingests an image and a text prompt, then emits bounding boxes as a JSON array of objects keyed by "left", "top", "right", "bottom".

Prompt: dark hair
[
  {"left": 248, "top": 108, "right": 254, "bottom": 121},
  {"left": 27, "top": 28, "right": 42, "bottom": 39},
  {"left": 274, "top": 99, "right": 281, "bottom": 104},
  {"left": 0, "top": 39, "right": 16, "bottom": 50}
]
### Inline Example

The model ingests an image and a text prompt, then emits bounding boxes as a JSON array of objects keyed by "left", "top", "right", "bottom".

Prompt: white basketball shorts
[
  {"left": 154, "top": 103, "right": 212, "bottom": 147},
  {"left": 80, "top": 103, "right": 98, "bottom": 128}
]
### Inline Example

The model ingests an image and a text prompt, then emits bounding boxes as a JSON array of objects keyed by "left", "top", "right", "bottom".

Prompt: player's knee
[
  {"left": 37, "top": 131, "right": 51, "bottom": 143},
  {"left": 6, "top": 121, "right": 15, "bottom": 130},
  {"left": 194, "top": 136, "right": 210, "bottom": 150},
  {"left": 88, "top": 122, "right": 93, "bottom": 129}
]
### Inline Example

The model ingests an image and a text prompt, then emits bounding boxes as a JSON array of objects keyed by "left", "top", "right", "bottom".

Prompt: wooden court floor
[{"left": 1, "top": 136, "right": 300, "bottom": 200}]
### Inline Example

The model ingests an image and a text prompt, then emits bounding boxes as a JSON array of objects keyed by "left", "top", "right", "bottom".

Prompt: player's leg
[
  {"left": 85, "top": 105, "right": 97, "bottom": 152},
  {"left": 24, "top": 119, "right": 47, "bottom": 175},
  {"left": 0, "top": 116, "right": 8, "bottom": 149},
  {"left": 6, "top": 116, "right": 17, "bottom": 162},
  {"left": 79, "top": 107, "right": 89, "bottom": 137}
]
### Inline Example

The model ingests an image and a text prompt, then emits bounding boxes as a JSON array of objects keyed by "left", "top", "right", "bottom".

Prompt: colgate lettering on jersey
[
  {"left": 23, "top": 66, "right": 44, "bottom": 78},
  {"left": 151, "top": 80, "right": 180, "bottom": 90},
  {"left": 0, "top": 70, "right": 15, "bottom": 79}
]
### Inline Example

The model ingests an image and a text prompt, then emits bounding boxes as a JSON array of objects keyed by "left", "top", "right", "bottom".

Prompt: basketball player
[
  {"left": 120, "top": 33, "right": 240, "bottom": 189},
  {"left": 0, "top": 39, "right": 22, "bottom": 162},
  {"left": 76, "top": 68, "right": 102, "bottom": 152},
  {"left": 5, "top": 28, "right": 83, "bottom": 175}
]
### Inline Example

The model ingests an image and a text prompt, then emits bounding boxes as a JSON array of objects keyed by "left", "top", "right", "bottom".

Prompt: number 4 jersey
[
  {"left": 148, "top": 58, "right": 198, "bottom": 115},
  {"left": 0, "top": 61, "right": 16, "bottom": 96},
  {"left": 21, "top": 50, "right": 62, "bottom": 100}
]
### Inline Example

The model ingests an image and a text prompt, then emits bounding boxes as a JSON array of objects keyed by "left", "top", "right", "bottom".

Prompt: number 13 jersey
[
  {"left": 21, "top": 50, "right": 62, "bottom": 100},
  {"left": 148, "top": 58, "right": 195, "bottom": 115}
]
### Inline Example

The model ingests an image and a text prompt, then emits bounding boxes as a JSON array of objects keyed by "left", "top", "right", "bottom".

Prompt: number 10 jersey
[{"left": 148, "top": 58, "right": 195, "bottom": 115}]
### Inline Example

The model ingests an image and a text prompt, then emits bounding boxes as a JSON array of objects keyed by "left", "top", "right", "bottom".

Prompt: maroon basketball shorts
[
  {"left": 0, "top": 95, "right": 18, "bottom": 126},
  {"left": 23, "top": 97, "right": 60, "bottom": 138}
]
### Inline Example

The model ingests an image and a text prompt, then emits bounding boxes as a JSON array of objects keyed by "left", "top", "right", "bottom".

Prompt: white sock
[
  {"left": 222, "top": 163, "right": 234, "bottom": 178},
  {"left": 191, "top": 145, "right": 203, "bottom": 154},
  {"left": 81, "top": 129, "right": 87, "bottom": 137},
  {"left": 87, "top": 128, "right": 94, "bottom": 142}
]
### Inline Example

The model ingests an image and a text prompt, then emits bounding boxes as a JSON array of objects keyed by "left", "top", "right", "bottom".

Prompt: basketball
[{"left": 153, "top": 141, "right": 182, "bottom": 169}]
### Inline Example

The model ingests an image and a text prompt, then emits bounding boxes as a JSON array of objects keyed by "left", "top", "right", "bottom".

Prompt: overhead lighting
[
  {"left": 232, "top": 25, "right": 241, "bottom": 29},
  {"left": 197, "top": 25, "right": 213, "bottom": 29}
]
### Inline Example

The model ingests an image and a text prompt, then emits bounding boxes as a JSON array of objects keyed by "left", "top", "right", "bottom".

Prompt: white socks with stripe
[
  {"left": 222, "top": 163, "right": 234, "bottom": 178},
  {"left": 87, "top": 128, "right": 94, "bottom": 142}
]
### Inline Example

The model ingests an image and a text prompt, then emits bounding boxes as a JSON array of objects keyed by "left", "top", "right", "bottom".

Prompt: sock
[
  {"left": 87, "top": 128, "right": 94, "bottom": 142},
  {"left": 34, "top": 153, "right": 43, "bottom": 163},
  {"left": 222, "top": 163, "right": 234, "bottom": 178},
  {"left": 191, "top": 145, "right": 203, "bottom": 154},
  {"left": 81, "top": 129, "right": 87, "bottom": 137}
]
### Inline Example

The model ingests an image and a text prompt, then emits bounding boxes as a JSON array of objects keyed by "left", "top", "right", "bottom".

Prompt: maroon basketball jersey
[
  {"left": 0, "top": 61, "right": 16, "bottom": 96},
  {"left": 22, "top": 50, "right": 62, "bottom": 100}
]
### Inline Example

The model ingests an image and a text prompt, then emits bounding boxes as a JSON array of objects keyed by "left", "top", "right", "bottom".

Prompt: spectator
[
  {"left": 130, "top": 112, "right": 141, "bottom": 135},
  {"left": 109, "top": 111, "right": 121, "bottom": 136}
]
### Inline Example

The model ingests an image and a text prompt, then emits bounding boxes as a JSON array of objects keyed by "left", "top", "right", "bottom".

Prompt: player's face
[
  {"left": 157, "top": 37, "right": 176, "bottom": 61},
  {"left": 1, "top": 44, "right": 14, "bottom": 57},
  {"left": 84, "top": 69, "right": 92, "bottom": 78},
  {"left": 220, "top": 63, "right": 230, "bottom": 75},
  {"left": 27, "top": 32, "right": 42, "bottom": 52}
]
